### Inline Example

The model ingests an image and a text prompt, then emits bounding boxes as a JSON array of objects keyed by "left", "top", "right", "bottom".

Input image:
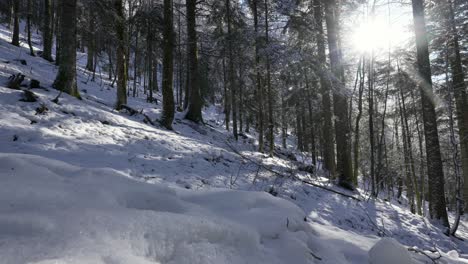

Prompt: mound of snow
[
  {"left": 369, "top": 238, "right": 413, "bottom": 264},
  {"left": 0, "top": 153, "right": 320, "bottom": 264}
]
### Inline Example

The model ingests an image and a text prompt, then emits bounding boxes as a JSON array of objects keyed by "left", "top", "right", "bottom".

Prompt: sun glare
[{"left": 351, "top": 17, "right": 406, "bottom": 53}]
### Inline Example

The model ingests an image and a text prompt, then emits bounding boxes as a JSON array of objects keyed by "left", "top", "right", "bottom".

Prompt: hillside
[{"left": 0, "top": 23, "right": 467, "bottom": 264}]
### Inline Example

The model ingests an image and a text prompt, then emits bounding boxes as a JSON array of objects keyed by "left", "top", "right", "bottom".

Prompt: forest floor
[{"left": 0, "top": 23, "right": 467, "bottom": 263}]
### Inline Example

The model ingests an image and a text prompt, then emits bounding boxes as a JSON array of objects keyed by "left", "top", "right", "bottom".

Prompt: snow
[
  {"left": 369, "top": 238, "right": 413, "bottom": 264},
  {"left": 0, "top": 22, "right": 467, "bottom": 263},
  {"left": 0, "top": 153, "right": 318, "bottom": 264}
]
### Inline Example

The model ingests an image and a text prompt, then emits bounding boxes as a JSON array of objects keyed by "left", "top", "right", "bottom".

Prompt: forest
[{"left": 0, "top": 0, "right": 467, "bottom": 263}]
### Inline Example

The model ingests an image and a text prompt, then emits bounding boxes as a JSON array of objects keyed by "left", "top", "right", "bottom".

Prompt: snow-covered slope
[{"left": 0, "top": 23, "right": 467, "bottom": 263}]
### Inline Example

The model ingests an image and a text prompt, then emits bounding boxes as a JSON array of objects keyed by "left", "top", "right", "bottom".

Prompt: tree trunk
[
  {"left": 252, "top": 0, "right": 264, "bottom": 153},
  {"left": 353, "top": 57, "right": 365, "bottom": 185},
  {"left": 27, "top": 0, "right": 35, "bottom": 56},
  {"left": 86, "top": 10, "right": 95, "bottom": 72},
  {"left": 446, "top": 0, "right": 468, "bottom": 215},
  {"left": 325, "top": 0, "right": 353, "bottom": 190},
  {"left": 115, "top": 0, "right": 128, "bottom": 110},
  {"left": 264, "top": 0, "right": 274, "bottom": 156},
  {"left": 184, "top": 0, "right": 203, "bottom": 123},
  {"left": 368, "top": 54, "right": 376, "bottom": 196},
  {"left": 53, "top": 0, "right": 79, "bottom": 98},
  {"left": 11, "top": 0, "right": 19, "bottom": 46},
  {"left": 160, "top": 0, "right": 175, "bottom": 129},
  {"left": 227, "top": 0, "right": 238, "bottom": 140},
  {"left": 411, "top": 0, "right": 449, "bottom": 227},
  {"left": 314, "top": 0, "right": 336, "bottom": 177},
  {"left": 43, "top": 0, "right": 53, "bottom": 61}
]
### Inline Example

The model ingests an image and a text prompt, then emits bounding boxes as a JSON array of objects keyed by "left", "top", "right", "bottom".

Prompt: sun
[{"left": 351, "top": 17, "right": 406, "bottom": 53}]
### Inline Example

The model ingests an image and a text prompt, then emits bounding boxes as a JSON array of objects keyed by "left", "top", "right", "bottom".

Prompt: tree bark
[
  {"left": 160, "top": 0, "right": 175, "bottom": 129},
  {"left": 27, "top": 0, "right": 35, "bottom": 56},
  {"left": 325, "top": 0, "right": 353, "bottom": 189},
  {"left": 411, "top": 0, "right": 449, "bottom": 227},
  {"left": 252, "top": 0, "right": 264, "bottom": 152},
  {"left": 314, "top": 0, "right": 336, "bottom": 177},
  {"left": 227, "top": 0, "right": 238, "bottom": 140},
  {"left": 42, "top": 0, "right": 53, "bottom": 61},
  {"left": 115, "top": 0, "right": 128, "bottom": 110},
  {"left": 184, "top": 0, "right": 203, "bottom": 123},
  {"left": 53, "top": 0, "right": 80, "bottom": 98},
  {"left": 11, "top": 0, "right": 19, "bottom": 46}
]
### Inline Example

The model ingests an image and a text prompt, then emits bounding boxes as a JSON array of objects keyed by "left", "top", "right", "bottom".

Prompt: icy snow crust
[{"left": 0, "top": 23, "right": 467, "bottom": 263}]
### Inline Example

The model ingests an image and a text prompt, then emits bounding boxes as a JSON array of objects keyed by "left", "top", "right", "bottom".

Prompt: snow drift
[{"left": 0, "top": 153, "right": 319, "bottom": 264}]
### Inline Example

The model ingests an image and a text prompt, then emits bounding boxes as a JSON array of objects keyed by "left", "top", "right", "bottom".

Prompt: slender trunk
[
  {"left": 161, "top": 0, "right": 175, "bottom": 129},
  {"left": 226, "top": 0, "right": 238, "bottom": 140},
  {"left": 27, "top": 0, "right": 35, "bottom": 56},
  {"left": 11, "top": 0, "right": 19, "bottom": 46},
  {"left": 353, "top": 58, "right": 365, "bottom": 185},
  {"left": 86, "top": 11, "right": 95, "bottom": 72},
  {"left": 133, "top": 31, "right": 139, "bottom": 97},
  {"left": 252, "top": 0, "right": 264, "bottom": 152},
  {"left": 368, "top": 54, "right": 376, "bottom": 196},
  {"left": 115, "top": 0, "right": 128, "bottom": 110},
  {"left": 264, "top": 0, "right": 274, "bottom": 156},
  {"left": 223, "top": 52, "right": 230, "bottom": 131}
]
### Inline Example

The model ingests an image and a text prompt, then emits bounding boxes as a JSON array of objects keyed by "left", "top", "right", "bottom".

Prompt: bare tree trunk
[
  {"left": 11, "top": 0, "right": 19, "bottom": 46},
  {"left": 115, "top": 0, "right": 128, "bottom": 110},
  {"left": 314, "top": 0, "right": 335, "bottom": 177},
  {"left": 368, "top": 54, "right": 376, "bottom": 196},
  {"left": 53, "top": 0, "right": 79, "bottom": 98},
  {"left": 353, "top": 57, "right": 365, "bottom": 185},
  {"left": 43, "top": 0, "right": 53, "bottom": 61},
  {"left": 160, "top": 0, "right": 175, "bottom": 129},
  {"left": 264, "top": 0, "right": 274, "bottom": 156},
  {"left": 252, "top": 0, "right": 264, "bottom": 153},
  {"left": 27, "top": 0, "right": 35, "bottom": 56},
  {"left": 86, "top": 10, "right": 95, "bottom": 72},
  {"left": 325, "top": 0, "right": 353, "bottom": 189},
  {"left": 226, "top": 0, "right": 238, "bottom": 140},
  {"left": 411, "top": 0, "right": 449, "bottom": 227},
  {"left": 222, "top": 55, "right": 230, "bottom": 130},
  {"left": 184, "top": 0, "right": 203, "bottom": 123}
]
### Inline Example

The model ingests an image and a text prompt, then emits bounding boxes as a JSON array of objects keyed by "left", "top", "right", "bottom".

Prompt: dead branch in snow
[{"left": 225, "top": 142, "right": 362, "bottom": 202}]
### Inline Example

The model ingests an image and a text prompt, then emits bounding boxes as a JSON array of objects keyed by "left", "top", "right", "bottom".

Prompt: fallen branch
[
  {"left": 225, "top": 142, "right": 361, "bottom": 202},
  {"left": 408, "top": 248, "right": 441, "bottom": 263},
  {"left": 121, "top": 104, "right": 155, "bottom": 126}
]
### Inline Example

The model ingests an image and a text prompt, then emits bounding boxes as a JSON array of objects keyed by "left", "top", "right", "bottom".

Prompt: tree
[
  {"left": 115, "top": 0, "right": 127, "bottom": 110},
  {"left": 26, "top": 0, "right": 35, "bottom": 56},
  {"left": 411, "top": 0, "right": 449, "bottom": 227},
  {"left": 325, "top": 0, "right": 353, "bottom": 190},
  {"left": 160, "top": 0, "right": 175, "bottom": 129},
  {"left": 53, "top": 0, "right": 80, "bottom": 98},
  {"left": 226, "top": 0, "right": 238, "bottom": 140},
  {"left": 11, "top": 0, "right": 19, "bottom": 46},
  {"left": 184, "top": 0, "right": 203, "bottom": 123},
  {"left": 314, "top": 0, "right": 336, "bottom": 178},
  {"left": 42, "top": 0, "right": 54, "bottom": 61}
]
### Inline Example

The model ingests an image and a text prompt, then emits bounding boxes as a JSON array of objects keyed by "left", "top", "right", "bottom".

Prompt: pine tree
[{"left": 411, "top": 0, "right": 449, "bottom": 227}]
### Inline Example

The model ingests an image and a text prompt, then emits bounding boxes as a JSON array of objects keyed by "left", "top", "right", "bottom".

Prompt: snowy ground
[{"left": 0, "top": 23, "right": 467, "bottom": 263}]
